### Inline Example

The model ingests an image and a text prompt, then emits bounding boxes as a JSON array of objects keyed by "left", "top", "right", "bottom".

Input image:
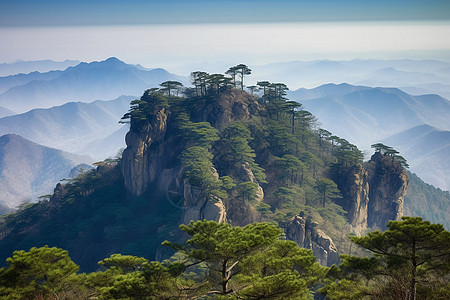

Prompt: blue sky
[
  {"left": 1, "top": 0, "right": 449, "bottom": 71},
  {"left": 1, "top": 0, "right": 449, "bottom": 26}
]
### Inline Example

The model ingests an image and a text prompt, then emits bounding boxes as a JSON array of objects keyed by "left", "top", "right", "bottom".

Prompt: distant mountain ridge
[
  {"left": 251, "top": 59, "right": 450, "bottom": 99},
  {"left": 289, "top": 84, "right": 450, "bottom": 142},
  {"left": 383, "top": 125, "right": 450, "bottom": 191},
  {"left": 0, "top": 95, "right": 134, "bottom": 159},
  {"left": 0, "top": 134, "right": 92, "bottom": 209},
  {"left": 0, "top": 59, "right": 79, "bottom": 77},
  {"left": 0, "top": 57, "right": 188, "bottom": 113},
  {"left": 0, "top": 106, "right": 14, "bottom": 118},
  {"left": 288, "top": 83, "right": 450, "bottom": 191}
]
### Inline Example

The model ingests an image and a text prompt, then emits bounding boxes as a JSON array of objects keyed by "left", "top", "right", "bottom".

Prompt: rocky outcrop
[
  {"left": 367, "top": 152, "right": 408, "bottom": 229},
  {"left": 191, "top": 90, "right": 262, "bottom": 130},
  {"left": 182, "top": 182, "right": 227, "bottom": 224},
  {"left": 122, "top": 90, "right": 262, "bottom": 198},
  {"left": 283, "top": 214, "right": 340, "bottom": 267},
  {"left": 121, "top": 90, "right": 263, "bottom": 225},
  {"left": 335, "top": 152, "right": 409, "bottom": 233},
  {"left": 121, "top": 107, "right": 171, "bottom": 196},
  {"left": 235, "top": 162, "right": 264, "bottom": 202},
  {"left": 335, "top": 163, "right": 370, "bottom": 234}
]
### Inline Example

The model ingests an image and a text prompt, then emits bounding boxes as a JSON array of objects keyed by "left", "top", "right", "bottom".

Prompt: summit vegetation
[{"left": 0, "top": 64, "right": 448, "bottom": 298}]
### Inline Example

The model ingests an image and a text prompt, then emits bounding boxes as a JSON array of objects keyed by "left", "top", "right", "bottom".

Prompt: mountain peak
[
  {"left": 105, "top": 56, "right": 120, "bottom": 62},
  {"left": 103, "top": 57, "right": 126, "bottom": 65},
  {"left": 70, "top": 57, "right": 128, "bottom": 72},
  {"left": 0, "top": 133, "right": 27, "bottom": 145}
]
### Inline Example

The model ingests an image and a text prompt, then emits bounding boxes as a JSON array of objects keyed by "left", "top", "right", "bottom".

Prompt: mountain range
[
  {"left": 383, "top": 125, "right": 450, "bottom": 191},
  {"left": 0, "top": 134, "right": 91, "bottom": 209},
  {"left": 0, "top": 96, "right": 134, "bottom": 159},
  {"left": 0, "top": 57, "right": 188, "bottom": 113},
  {"left": 288, "top": 83, "right": 450, "bottom": 191},
  {"left": 0, "top": 59, "right": 79, "bottom": 77},
  {"left": 251, "top": 59, "right": 450, "bottom": 99}
]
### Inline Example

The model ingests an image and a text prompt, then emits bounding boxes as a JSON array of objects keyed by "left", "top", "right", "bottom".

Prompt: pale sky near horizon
[{"left": 1, "top": 0, "right": 449, "bottom": 73}]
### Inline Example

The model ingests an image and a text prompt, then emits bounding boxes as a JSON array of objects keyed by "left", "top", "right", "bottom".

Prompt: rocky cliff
[
  {"left": 120, "top": 86, "right": 409, "bottom": 268},
  {"left": 121, "top": 107, "right": 173, "bottom": 196},
  {"left": 121, "top": 90, "right": 263, "bottom": 225},
  {"left": 283, "top": 214, "right": 340, "bottom": 267},
  {"left": 367, "top": 152, "right": 408, "bottom": 229},
  {"left": 335, "top": 152, "right": 409, "bottom": 233}
]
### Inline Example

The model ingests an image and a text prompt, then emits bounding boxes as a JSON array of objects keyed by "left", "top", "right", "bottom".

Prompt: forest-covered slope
[
  {"left": 405, "top": 172, "right": 450, "bottom": 229},
  {"left": 0, "top": 67, "right": 411, "bottom": 272},
  {"left": 0, "top": 134, "right": 92, "bottom": 209}
]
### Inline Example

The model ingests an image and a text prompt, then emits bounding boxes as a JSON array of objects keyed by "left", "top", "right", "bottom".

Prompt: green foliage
[
  {"left": 165, "top": 220, "right": 283, "bottom": 295},
  {"left": 235, "top": 240, "right": 326, "bottom": 299},
  {"left": 182, "top": 121, "right": 219, "bottom": 148},
  {"left": 98, "top": 253, "right": 149, "bottom": 273},
  {"left": 272, "top": 186, "right": 304, "bottom": 210},
  {"left": 3, "top": 220, "right": 447, "bottom": 299},
  {"left": 0, "top": 222, "right": 329, "bottom": 299},
  {"left": 216, "top": 121, "right": 267, "bottom": 185},
  {"left": 180, "top": 121, "right": 223, "bottom": 195},
  {"left": 220, "top": 176, "right": 236, "bottom": 190},
  {"left": 265, "top": 119, "right": 299, "bottom": 156},
  {"left": 162, "top": 220, "right": 328, "bottom": 298},
  {"left": 0, "top": 164, "right": 181, "bottom": 273},
  {"left": 275, "top": 154, "right": 305, "bottom": 186},
  {"left": 404, "top": 171, "right": 450, "bottom": 230},
  {"left": 160, "top": 80, "right": 183, "bottom": 97},
  {"left": 217, "top": 121, "right": 256, "bottom": 164},
  {"left": 231, "top": 64, "right": 252, "bottom": 90},
  {"left": 321, "top": 217, "right": 450, "bottom": 300},
  {"left": 181, "top": 146, "right": 222, "bottom": 196},
  {"left": 237, "top": 181, "right": 259, "bottom": 202},
  {"left": 315, "top": 178, "right": 342, "bottom": 208},
  {"left": 120, "top": 89, "right": 171, "bottom": 129},
  {"left": 334, "top": 138, "right": 364, "bottom": 166},
  {"left": 0, "top": 246, "right": 80, "bottom": 299},
  {"left": 87, "top": 254, "right": 195, "bottom": 299},
  {"left": 371, "top": 142, "right": 409, "bottom": 168}
]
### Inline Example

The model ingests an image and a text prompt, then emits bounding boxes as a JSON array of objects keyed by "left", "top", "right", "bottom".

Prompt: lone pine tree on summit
[{"left": 227, "top": 64, "right": 251, "bottom": 90}]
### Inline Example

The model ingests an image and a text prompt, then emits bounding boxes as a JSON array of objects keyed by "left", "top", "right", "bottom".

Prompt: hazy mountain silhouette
[
  {"left": 383, "top": 125, "right": 450, "bottom": 191},
  {"left": 0, "top": 59, "right": 79, "bottom": 77},
  {"left": 0, "top": 57, "right": 188, "bottom": 113},
  {"left": 252, "top": 59, "right": 450, "bottom": 99},
  {"left": 289, "top": 83, "right": 369, "bottom": 100},
  {"left": 0, "top": 69, "right": 64, "bottom": 94},
  {"left": 289, "top": 83, "right": 450, "bottom": 191},
  {"left": 0, "top": 96, "right": 134, "bottom": 159},
  {"left": 0, "top": 106, "right": 15, "bottom": 118},
  {"left": 0, "top": 134, "right": 91, "bottom": 209}
]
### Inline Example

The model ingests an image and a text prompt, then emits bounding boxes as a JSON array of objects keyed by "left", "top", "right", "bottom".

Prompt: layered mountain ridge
[
  {"left": 0, "top": 57, "right": 187, "bottom": 113},
  {"left": 0, "top": 134, "right": 92, "bottom": 208},
  {"left": 288, "top": 83, "right": 450, "bottom": 191}
]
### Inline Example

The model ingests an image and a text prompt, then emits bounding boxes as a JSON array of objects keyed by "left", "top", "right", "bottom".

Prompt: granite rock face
[
  {"left": 121, "top": 107, "right": 171, "bottom": 197},
  {"left": 335, "top": 152, "right": 409, "bottom": 233},
  {"left": 335, "top": 163, "right": 370, "bottom": 234},
  {"left": 367, "top": 152, "right": 408, "bottom": 229},
  {"left": 283, "top": 214, "right": 340, "bottom": 267},
  {"left": 121, "top": 90, "right": 263, "bottom": 225}
]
